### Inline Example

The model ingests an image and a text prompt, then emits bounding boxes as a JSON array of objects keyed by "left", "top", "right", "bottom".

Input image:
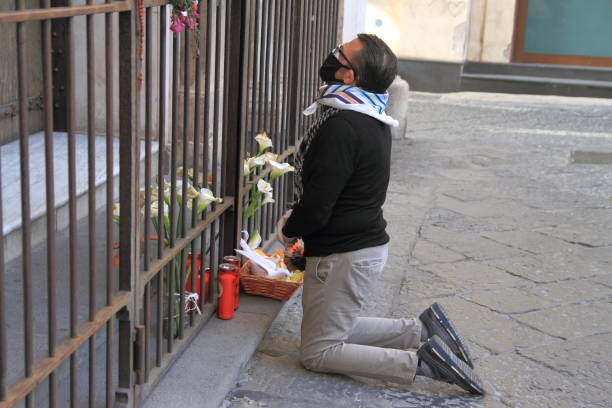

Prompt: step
[{"left": 1, "top": 131, "right": 159, "bottom": 263}]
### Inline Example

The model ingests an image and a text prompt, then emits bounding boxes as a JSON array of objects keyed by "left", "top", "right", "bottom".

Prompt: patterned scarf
[
  {"left": 303, "top": 84, "right": 398, "bottom": 127},
  {"left": 293, "top": 84, "right": 397, "bottom": 204}
]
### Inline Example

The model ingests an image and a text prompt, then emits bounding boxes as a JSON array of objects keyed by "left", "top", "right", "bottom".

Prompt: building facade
[{"left": 346, "top": 0, "right": 612, "bottom": 97}]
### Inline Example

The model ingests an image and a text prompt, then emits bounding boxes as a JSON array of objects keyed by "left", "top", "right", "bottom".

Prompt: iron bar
[
  {"left": 0, "top": 93, "right": 5, "bottom": 406},
  {"left": 191, "top": 0, "right": 205, "bottom": 326},
  {"left": 117, "top": 6, "right": 138, "bottom": 404},
  {"left": 105, "top": 1, "right": 116, "bottom": 406},
  {"left": 37, "top": 0, "right": 60, "bottom": 406},
  {"left": 201, "top": 0, "right": 214, "bottom": 307},
  {"left": 167, "top": 27, "right": 180, "bottom": 353},
  {"left": 211, "top": 0, "right": 221, "bottom": 217},
  {"left": 179, "top": 28, "right": 192, "bottom": 340},
  {"left": 156, "top": 3, "right": 169, "bottom": 369},
  {"left": 86, "top": 1, "right": 97, "bottom": 406},
  {"left": 67, "top": 3, "right": 78, "bottom": 404},
  {"left": 144, "top": 5, "right": 154, "bottom": 382},
  {"left": 15, "top": 1, "right": 34, "bottom": 406}
]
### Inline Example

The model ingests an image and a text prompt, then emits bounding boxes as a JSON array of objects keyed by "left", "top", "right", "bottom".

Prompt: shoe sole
[
  {"left": 429, "top": 302, "right": 474, "bottom": 368},
  {"left": 418, "top": 336, "right": 485, "bottom": 395}
]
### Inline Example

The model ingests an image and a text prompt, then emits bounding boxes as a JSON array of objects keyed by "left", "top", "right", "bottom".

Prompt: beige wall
[
  {"left": 466, "top": 0, "right": 516, "bottom": 63},
  {"left": 363, "top": 0, "right": 516, "bottom": 63}
]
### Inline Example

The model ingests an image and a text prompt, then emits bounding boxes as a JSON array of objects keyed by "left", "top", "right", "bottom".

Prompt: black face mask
[{"left": 319, "top": 52, "right": 346, "bottom": 83}]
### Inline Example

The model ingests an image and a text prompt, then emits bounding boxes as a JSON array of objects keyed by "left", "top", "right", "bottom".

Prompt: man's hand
[{"left": 276, "top": 209, "right": 293, "bottom": 247}]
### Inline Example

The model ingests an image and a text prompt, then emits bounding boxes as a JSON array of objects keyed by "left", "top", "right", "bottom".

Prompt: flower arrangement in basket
[{"left": 237, "top": 132, "right": 305, "bottom": 300}]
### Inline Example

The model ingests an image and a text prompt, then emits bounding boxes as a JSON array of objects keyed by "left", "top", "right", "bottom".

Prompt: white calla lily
[
  {"left": 255, "top": 132, "right": 272, "bottom": 153},
  {"left": 244, "top": 156, "right": 266, "bottom": 174},
  {"left": 256, "top": 179, "right": 273, "bottom": 194},
  {"left": 247, "top": 229, "right": 262, "bottom": 249},
  {"left": 261, "top": 152, "right": 279, "bottom": 163},
  {"left": 262, "top": 191, "right": 275, "bottom": 205},
  {"left": 177, "top": 183, "right": 200, "bottom": 206},
  {"left": 268, "top": 160, "right": 295, "bottom": 180},
  {"left": 188, "top": 188, "right": 223, "bottom": 214}
]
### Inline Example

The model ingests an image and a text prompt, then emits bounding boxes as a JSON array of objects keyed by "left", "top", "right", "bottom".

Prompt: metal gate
[{"left": 0, "top": 0, "right": 339, "bottom": 406}]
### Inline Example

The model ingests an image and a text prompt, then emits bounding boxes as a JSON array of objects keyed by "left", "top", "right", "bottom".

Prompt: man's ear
[{"left": 343, "top": 69, "right": 355, "bottom": 85}]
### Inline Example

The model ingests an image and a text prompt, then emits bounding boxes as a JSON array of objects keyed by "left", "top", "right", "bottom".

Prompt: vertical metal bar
[
  {"left": 157, "top": 7, "right": 167, "bottom": 261},
  {"left": 86, "top": 1, "right": 97, "bottom": 406},
  {"left": 212, "top": 0, "right": 221, "bottom": 204},
  {"left": 276, "top": 0, "right": 288, "bottom": 222},
  {"left": 203, "top": 0, "right": 213, "bottom": 193},
  {"left": 135, "top": 325, "right": 145, "bottom": 385},
  {"left": 249, "top": 0, "right": 261, "bottom": 157},
  {"left": 157, "top": 3, "right": 168, "bottom": 368},
  {"left": 0, "top": 85, "right": 6, "bottom": 405},
  {"left": 66, "top": 4, "right": 78, "bottom": 405},
  {"left": 254, "top": 0, "right": 267, "bottom": 137},
  {"left": 299, "top": 0, "right": 310, "bottom": 139},
  {"left": 167, "top": 25, "right": 180, "bottom": 353},
  {"left": 16, "top": 1, "right": 34, "bottom": 406},
  {"left": 191, "top": 1, "right": 204, "bottom": 327},
  {"left": 144, "top": 6, "right": 153, "bottom": 382},
  {"left": 210, "top": 0, "right": 221, "bottom": 277},
  {"left": 117, "top": 4, "right": 139, "bottom": 404},
  {"left": 39, "top": 0, "right": 58, "bottom": 406},
  {"left": 105, "top": 1, "right": 115, "bottom": 406},
  {"left": 179, "top": 28, "right": 191, "bottom": 340},
  {"left": 234, "top": 0, "right": 254, "bottom": 247},
  {"left": 220, "top": 0, "right": 243, "bottom": 257},
  {"left": 263, "top": 0, "right": 276, "bottom": 239},
  {"left": 200, "top": 0, "right": 213, "bottom": 307},
  {"left": 144, "top": 7, "right": 153, "bottom": 273},
  {"left": 209, "top": 0, "right": 221, "bottom": 273}
]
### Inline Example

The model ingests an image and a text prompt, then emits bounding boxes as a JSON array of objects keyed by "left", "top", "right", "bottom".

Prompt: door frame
[{"left": 511, "top": 0, "right": 612, "bottom": 67}]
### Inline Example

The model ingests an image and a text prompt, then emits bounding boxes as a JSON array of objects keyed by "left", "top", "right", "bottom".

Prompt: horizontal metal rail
[
  {"left": 139, "top": 197, "right": 235, "bottom": 287},
  {"left": 241, "top": 146, "right": 296, "bottom": 199},
  {"left": 0, "top": 0, "right": 169, "bottom": 23},
  {"left": 0, "top": 292, "right": 131, "bottom": 408}
]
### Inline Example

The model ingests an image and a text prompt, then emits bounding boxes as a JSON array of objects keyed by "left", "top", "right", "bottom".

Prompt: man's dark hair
[{"left": 354, "top": 33, "right": 398, "bottom": 93}]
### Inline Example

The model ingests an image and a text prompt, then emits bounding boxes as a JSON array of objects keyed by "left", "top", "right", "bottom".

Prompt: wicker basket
[{"left": 240, "top": 260, "right": 302, "bottom": 301}]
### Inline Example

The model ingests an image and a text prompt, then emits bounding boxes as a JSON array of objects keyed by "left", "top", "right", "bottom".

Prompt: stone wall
[{"left": 362, "top": 0, "right": 516, "bottom": 64}]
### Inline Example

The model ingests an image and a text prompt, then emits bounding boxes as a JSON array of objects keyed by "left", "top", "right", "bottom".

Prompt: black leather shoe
[
  {"left": 417, "top": 335, "right": 485, "bottom": 395},
  {"left": 420, "top": 302, "right": 474, "bottom": 368}
]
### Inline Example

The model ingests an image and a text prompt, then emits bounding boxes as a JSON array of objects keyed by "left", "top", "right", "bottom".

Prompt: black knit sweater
[{"left": 283, "top": 110, "right": 391, "bottom": 257}]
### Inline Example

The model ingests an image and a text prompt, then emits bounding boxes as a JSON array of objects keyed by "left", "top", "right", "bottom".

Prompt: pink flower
[
  {"left": 179, "top": 13, "right": 197, "bottom": 31},
  {"left": 170, "top": 14, "right": 184, "bottom": 34}
]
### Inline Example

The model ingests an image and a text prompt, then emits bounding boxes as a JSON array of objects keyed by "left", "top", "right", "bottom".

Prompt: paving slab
[
  {"left": 518, "top": 332, "right": 612, "bottom": 393},
  {"left": 487, "top": 252, "right": 609, "bottom": 283},
  {"left": 421, "top": 225, "right": 528, "bottom": 260},
  {"left": 460, "top": 287, "right": 555, "bottom": 314},
  {"left": 418, "top": 261, "right": 529, "bottom": 291},
  {"left": 477, "top": 353, "right": 610, "bottom": 408},
  {"left": 481, "top": 230, "right": 577, "bottom": 255},
  {"left": 410, "top": 238, "right": 467, "bottom": 265},
  {"left": 512, "top": 302, "right": 612, "bottom": 340}
]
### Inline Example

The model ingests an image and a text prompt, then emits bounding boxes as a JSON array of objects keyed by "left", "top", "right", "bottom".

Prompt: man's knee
[
  {"left": 299, "top": 345, "right": 330, "bottom": 372},
  {"left": 299, "top": 348, "right": 321, "bottom": 371}
]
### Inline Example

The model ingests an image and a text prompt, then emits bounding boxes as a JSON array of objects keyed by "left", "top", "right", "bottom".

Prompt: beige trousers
[{"left": 299, "top": 244, "right": 421, "bottom": 385}]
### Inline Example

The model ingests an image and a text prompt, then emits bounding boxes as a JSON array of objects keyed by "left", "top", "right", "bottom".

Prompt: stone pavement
[{"left": 222, "top": 92, "right": 612, "bottom": 408}]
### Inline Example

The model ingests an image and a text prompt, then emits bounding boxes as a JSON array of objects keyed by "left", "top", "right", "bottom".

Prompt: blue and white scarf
[
  {"left": 304, "top": 84, "right": 398, "bottom": 127},
  {"left": 293, "top": 84, "right": 397, "bottom": 204}
]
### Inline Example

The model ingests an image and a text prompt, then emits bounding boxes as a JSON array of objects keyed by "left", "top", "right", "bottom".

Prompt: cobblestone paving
[{"left": 223, "top": 93, "right": 612, "bottom": 408}]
